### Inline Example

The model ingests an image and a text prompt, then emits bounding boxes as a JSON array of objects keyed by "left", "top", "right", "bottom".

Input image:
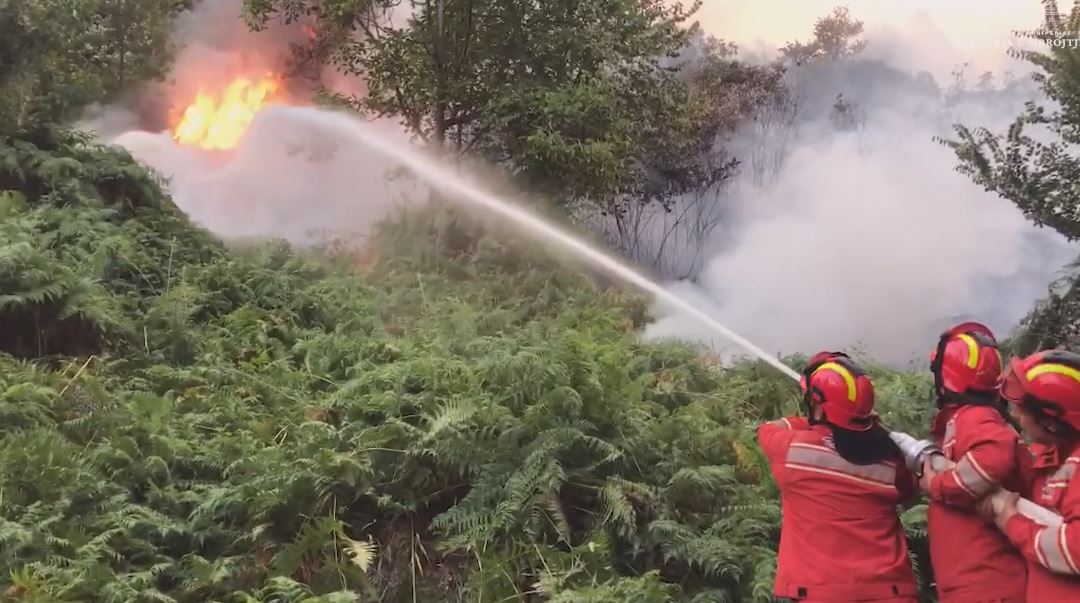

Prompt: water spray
[
  {"left": 270, "top": 107, "right": 803, "bottom": 382},
  {"left": 274, "top": 107, "right": 1061, "bottom": 527}
]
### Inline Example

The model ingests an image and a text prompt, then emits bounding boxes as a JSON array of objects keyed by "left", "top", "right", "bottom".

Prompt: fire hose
[
  {"left": 755, "top": 361, "right": 1060, "bottom": 524},
  {"left": 888, "top": 430, "right": 1063, "bottom": 526},
  {"left": 649, "top": 299, "right": 1059, "bottom": 524},
  {"left": 753, "top": 355, "right": 1061, "bottom": 525},
  {"left": 640, "top": 269, "right": 1058, "bottom": 524}
]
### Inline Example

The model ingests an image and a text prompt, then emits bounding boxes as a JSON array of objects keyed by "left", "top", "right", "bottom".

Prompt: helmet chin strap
[
  {"left": 930, "top": 332, "right": 948, "bottom": 406},
  {"left": 1024, "top": 396, "right": 1078, "bottom": 439},
  {"left": 803, "top": 386, "right": 825, "bottom": 425}
]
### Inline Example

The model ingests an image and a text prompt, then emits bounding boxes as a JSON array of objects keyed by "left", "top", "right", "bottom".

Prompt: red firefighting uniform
[
  {"left": 1000, "top": 441, "right": 1080, "bottom": 600},
  {"left": 758, "top": 416, "right": 919, "bottom": 602},
  {"left": 926, "top": 404, "right": 1030, "bottom": 602}
]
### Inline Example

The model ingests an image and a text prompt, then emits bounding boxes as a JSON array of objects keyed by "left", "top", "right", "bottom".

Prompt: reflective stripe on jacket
[
  {"left": 758, "top": 416, "right": 919, "bottom": 602},
  {"left": 1003, "top": 441, "right": 1080, "bottom": 601},
  {"left": 927, "top": 404, "right": 1029, "bottom": 602}
]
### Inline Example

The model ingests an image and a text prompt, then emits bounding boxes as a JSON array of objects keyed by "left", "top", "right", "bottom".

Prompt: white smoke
[
  {"left": 109, "top": 111, "right": 421, "bottom": 244},
  {"left": 75, "top": 0, "right": 416, "bottom": 246},
  {"left": 72, "top": 0, "right": 1080, "bottom": 366},
  {"left": 645, "top": 13, "right": 1078, "bottom": 367},
  {"left": 645, "top": 117, "right": 1074, "bottom": 366}
]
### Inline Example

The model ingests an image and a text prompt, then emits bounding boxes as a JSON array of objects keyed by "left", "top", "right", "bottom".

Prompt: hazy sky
[{"left": 697, "top": 0, "right": 1050, "bottom": 80}]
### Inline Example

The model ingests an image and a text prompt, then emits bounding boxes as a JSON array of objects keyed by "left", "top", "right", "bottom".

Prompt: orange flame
[{"left": 172, "top": 75, "right": 283, "bottom": 150}]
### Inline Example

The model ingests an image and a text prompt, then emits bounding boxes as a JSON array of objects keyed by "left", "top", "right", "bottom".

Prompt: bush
[{"left": 0, "top": 134, "right": 939, "bottom": 601}]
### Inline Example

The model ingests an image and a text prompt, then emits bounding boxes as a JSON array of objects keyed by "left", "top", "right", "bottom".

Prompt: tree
[
  {"left": 0, "top": 0, "right": 179, "bottom": 133},
  {"left": 245, "top": 1, "right": 791, "bottom": 272},
  {"left": 246, "top": 0, "right": 698, "bottom": 147},
  {"left": 0, "top": 0, "right": 99, "bottom": 131},
  {"left": 942, "top": 2, "right": 1080, "bottom": 350},
  {"left": 780, "top": 5, "right": 866, "bottom": 65},
  {"left": 246, "top": 1, "right": 734, "bottom": 218},
  {"left": 942, "top": 3, "right": 1080, "bottom": 240},
  {"left": 830, "top": 92, "right": 862, "bottom": 131},
  {"left": 584, "top": 33, "right": 788, "bottom": 275},
  {"left": 91, "top": 0, "right": 183, "bottom": 90}
]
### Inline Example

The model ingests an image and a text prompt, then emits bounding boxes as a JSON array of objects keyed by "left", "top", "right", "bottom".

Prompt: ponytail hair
[{"left": 829, "top": 422, "right": 903, "bottom": 466}]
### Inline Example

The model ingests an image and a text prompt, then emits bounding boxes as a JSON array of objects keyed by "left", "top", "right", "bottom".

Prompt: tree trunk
[
  {"left": 432, "top": 0, "right": 447, "bottom": 146},
  {"left": 117, "top": 0, "right": 128, "bottom": 89}
]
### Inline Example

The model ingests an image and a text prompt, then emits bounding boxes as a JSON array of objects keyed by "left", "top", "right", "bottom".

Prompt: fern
[{"left": 0, "top": 132, "right": 944, "bottom": 601}]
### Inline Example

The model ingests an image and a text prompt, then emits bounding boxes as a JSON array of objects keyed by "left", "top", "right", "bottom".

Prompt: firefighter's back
[
  {"left": 773, "top": 426, "right": 918, "bottom": 602},
  {"left": 761, "top": 352, "right": 919, "bottom": 602}
]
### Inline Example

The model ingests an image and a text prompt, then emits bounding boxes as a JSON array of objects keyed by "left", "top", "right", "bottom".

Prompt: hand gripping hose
[{"left": 888, "top": 431, "right": 1062, "bottom": 526}]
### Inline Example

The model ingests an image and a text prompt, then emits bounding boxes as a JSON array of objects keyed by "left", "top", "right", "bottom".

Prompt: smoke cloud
[
  {"left": 109, "top": 111, "right": 420, "bottom": 244},
  {"left": 645, "top": 9, "right": 1079, "bottom": 367},
  {"left": 74, "top": 0, "right": 1079, "bottom": 367},
  {"left": 76, "top": 0, "right": 414, "bottom": 246}
]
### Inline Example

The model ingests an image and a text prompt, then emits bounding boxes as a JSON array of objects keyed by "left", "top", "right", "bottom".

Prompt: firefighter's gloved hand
[
  {"left": 917, "top": 457, "right": 938, "bottom": 493},
  {"left": 976, "top": 489, "right": 1018, "bottom": 531},
  {"left": 992, "top": 490, "right": 1019, "bottom": 531},
  {"left": 976, "top": 492, "right": 996, "bottom": 522}
]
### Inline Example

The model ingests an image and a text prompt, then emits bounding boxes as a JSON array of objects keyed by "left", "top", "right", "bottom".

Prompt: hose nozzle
[{"left": 889, "top": 430, "right": 945, "bottom": 476}]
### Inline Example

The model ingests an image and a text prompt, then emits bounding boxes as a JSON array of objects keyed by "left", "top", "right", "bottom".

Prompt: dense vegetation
[
  {"left": 1, "top": 0, "right": 1075, "bottom": 601},
  {"left": 0, "top": 128, "right": 937, "bottom": 601}
]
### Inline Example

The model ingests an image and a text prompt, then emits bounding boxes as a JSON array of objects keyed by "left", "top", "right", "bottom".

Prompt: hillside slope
[{"left": 0, "top": 132, "right": 936, "bottom": 601}]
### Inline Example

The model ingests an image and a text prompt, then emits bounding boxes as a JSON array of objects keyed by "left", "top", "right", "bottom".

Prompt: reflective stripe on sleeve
[
  {"left": 785, "top": 443, "right": 896, "bottom": 489},
  {"left": 1036, "top": 526, "right": 1080, "bottom": 575},
  {"left": 952, "top": 452, "right": 997, "bottom": 497}
]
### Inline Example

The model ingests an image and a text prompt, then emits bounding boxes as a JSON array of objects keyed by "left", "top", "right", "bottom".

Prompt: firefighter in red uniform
[
  {"left": 978, "top": 350, "right": 1080, "bottom": 600},
  {"left": 916, "top": 322, "right": 1030, "bottom": 602},
  {"left": 758, "top": 351, "right": 919, "bottom": 602}
]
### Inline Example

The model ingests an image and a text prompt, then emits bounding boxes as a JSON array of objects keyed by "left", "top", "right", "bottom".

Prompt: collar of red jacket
[
  {"left": 1030, "top": 438, "right": 1080, "bottom": 470},
  {"left": 931, "top": 404, "right": 961, "bottom": 440}
]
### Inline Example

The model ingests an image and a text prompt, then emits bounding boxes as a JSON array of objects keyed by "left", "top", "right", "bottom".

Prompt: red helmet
[
  {"left": 929, "top": 321, "right": 1002, "bottom": 402},
  {"left": 801, "top": 351, "right": 876, "bottom": 432},
  {"left": 1001, "top": 350, "right": 1080, "bottom": 435}
]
